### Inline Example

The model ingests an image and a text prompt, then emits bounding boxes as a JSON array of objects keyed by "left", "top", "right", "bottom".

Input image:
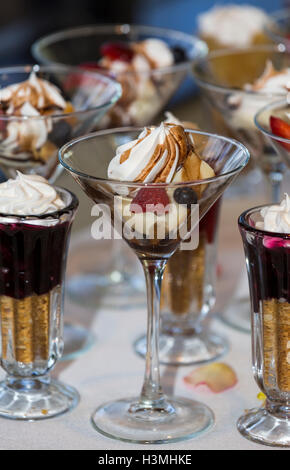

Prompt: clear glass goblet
[
  {"left": 0, "top": 64, "right": 121, "bottom": 360},
  {"left": 32, "top": 23, "right": 208, "bottom": 309},
  {"left": 238, "top": 206, "right": 290, "bottom": 447},
  {"left": 59, "top": 127, "right": 249, "bottom": 444}
]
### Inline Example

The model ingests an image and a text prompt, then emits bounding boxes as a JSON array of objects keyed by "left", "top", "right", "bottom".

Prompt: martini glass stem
[
  {"left": 130, "top": 258, "right": 174, "bottom": 416},
  {"left": 268, "top": 171, "right": 283, "bottom": 204}
]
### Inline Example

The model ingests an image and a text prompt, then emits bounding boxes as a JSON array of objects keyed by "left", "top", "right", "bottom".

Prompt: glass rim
[
  {"left": 238, "top": 204, "right": 290, "bottom": 239},
  {"left": 0, "top": 186, "right": 79, "bottom": 220},
  {"left": 264, "top": 8, "right": 290, "bottom": 43},
  {"left": 59, "top": 126, "right": 250, "bottom": 188},
  {"left": 192, "top": 43, "right": 288, "bottom": 96},
  {"left": 254, "top": 98, "right": 290, "bottom": 144},
  {"left": 32, "top": 23, "right": 208, "bottom": 75},
  {"left": 0, "top": 64, "right": 122, "bottom": 121}
]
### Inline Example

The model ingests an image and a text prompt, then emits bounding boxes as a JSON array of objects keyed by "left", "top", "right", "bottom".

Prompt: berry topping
[
  {"left": 100, "top": 42, "right": 134, "bottom": 63},
  {"left": 270, "top": 115, "right": 290, "bottom": 150},
  {"left": 171, "top": 46, "right": 187, "bottom": 64},
  {"left": 173, "top": 187, "right": 198, "bottom": 207},
  {"left": 130, "top": 188, "right": 170, "bottom": 215}
]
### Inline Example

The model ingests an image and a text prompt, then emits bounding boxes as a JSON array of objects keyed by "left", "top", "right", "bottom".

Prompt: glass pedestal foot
[
  {"left": 66, "top": 272, "right": 146, "bottom": 310},
  {"left": 61, "top": 322, "right": 95, "bottom": 361},
  {"left": 91, "top": 396, "right": 214, "bottom": 444},
  {"left": 221, "top": 297, "right": 251, "bottom": 334},
  {"left": 0, "top": 376, "right": 79, "bottom": 420},
  {"left": 134, "top": 331, "right": 228, "bottom": 366},
  {"left": 237, "top": 407, "right": 290, "bottom": 448}
]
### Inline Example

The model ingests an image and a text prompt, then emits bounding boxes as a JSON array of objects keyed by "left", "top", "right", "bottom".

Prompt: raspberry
[
  {"left": 100, "top": 42, "right": 134, "bottom": 63},
  {"left": 130, "top": 188, "right": 170, "bottom": 215}
]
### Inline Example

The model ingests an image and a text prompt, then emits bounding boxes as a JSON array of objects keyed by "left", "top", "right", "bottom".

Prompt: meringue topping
[
  {"left": 108, "top": 122, "right": 190, "bottom": 183},
  {"left": 0, "top": 171, "right": 65, "bottom": 216},
  {"left": 256, "top": 194, "right": 290, "bottom": 233},
  {"left": 0, "top": 71, "right": 67, "bottom": 115}
]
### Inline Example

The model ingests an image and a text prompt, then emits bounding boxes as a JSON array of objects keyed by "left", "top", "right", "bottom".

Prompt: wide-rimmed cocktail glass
[
  {"left": 255, "top": 98, "right": 290, "bottom": 170},
  {"left": 238, "top": 206, "right": 290, "bottom": 447},
  {"left": 192, "top": 44, "right": 289, "bottom": 334},
  {"left": 0, "top": 64, "right": 121, "bottom": 360},
  {"left": 59, "top": 128, "right": 249, "bottom": 444},
  {"left": 0, "top": 187, "right": 79, "bottom": 420},
  {"left": 32, "top": 24, "right": 208, "bottom": 307}
]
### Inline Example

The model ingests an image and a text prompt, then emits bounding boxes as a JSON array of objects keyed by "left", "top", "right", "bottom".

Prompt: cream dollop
[
  {"left": 256, "top": 194, "right": 290, "bottom": 233},
  {"left": 107, "top": 122, "right": 188, "bottom": 183},
  {"left": 0, "top": 172, "right": 65, "bottom": 215},
  {"left": 140, "top": 39, "right": 174, "bottom": 68},
  {"left": 245, "top": 61, "right": 290, "bottom": 93},
  {"left": 198, "top": 4, "right": 268, "bottom": 47}
]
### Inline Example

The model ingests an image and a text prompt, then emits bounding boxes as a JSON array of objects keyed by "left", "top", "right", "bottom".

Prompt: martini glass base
[
  {"left": 91, "top": 396, "right": 214, "bottom": 444},
  {"left": 237, "top": 408, "right": 290, "bottom": 448},
  {"left": 221, "top": 297, "right": 251, "bottom": 334},
  {"left": 0, "top": 377, "right": 79, "bottom": 421},
  {"left": 134, "top": 331, "right": 228, "bottom": 366}
]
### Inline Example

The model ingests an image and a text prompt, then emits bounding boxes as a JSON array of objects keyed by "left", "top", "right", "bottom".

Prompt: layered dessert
[
  {"left": 0, "top": 71, "right": 74, "bottom": 177},
  {"left": 197, "top": 4, "right": 269, "bottom": 50},
  {"left": 240, "top": 195, "right": 290, "bottom": 393},
  {"left": 81, "top": 38, "right": 189, "bottom": 127},
  {"left": 0, "top": 172, "right": 77, "bottom": 374}
]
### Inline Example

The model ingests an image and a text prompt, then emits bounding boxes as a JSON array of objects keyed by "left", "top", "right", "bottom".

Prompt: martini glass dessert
[
  {"left": 193, "top": 44, "right": 290, "bottom": 333},
  {"left": 32, "top": 25, "right": 208, "bottom": 307},
  {"left": 59, "top": 123, "right": 249, "bottom": 443},
  {"left": 255, "top": 98, "right": 290, "bottom": 170},
  {"left": 0, "top": 64, "right": 121, "bottom": 359},
  {"left": 238, "top": 196, "right": 290, "bottom": 447},
  {"left": 0, "top": 172, "right": 79, "bottom": 420}
]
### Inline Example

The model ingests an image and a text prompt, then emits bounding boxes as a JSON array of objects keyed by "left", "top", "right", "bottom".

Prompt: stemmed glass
[
  {"left": 264, "top": 8, "right": 290, "bottom": 49},
  {"left": 0, "top": 64, "right": 122, "bottom": 359},
  {"left": 32, "top": 24, "right": 208, "bottom": 309},
  {"left": 59, "top": 127, "right": 249, "bottom": 444},
  {"left": 255, "top": 98, "right": 290, "bottom": 170},
  {"left": 192, "top": 44, "right": 289, "bottom": 333}
]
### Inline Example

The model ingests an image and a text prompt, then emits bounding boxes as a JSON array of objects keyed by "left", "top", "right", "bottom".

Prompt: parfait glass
[
  {"left": 32, "top": 24, "right": 208, "bottom": 309},
  {"left": 238, "top": 206, "right": 290, "bottom": 447},
  {"left": 0, "top": 64, "right": 121, "bottom": 360},
  {"left": 0, "top": 188, "right": 79, "bottom": 420},
  {"left": 59, "top": 128, "right": 249, "bottom": 444},
  {"left": 134, "top": 198, "right": 226, "bottom": 366},
  {"left": 192, "top": 44, "right": 289, "bottom": 333},
  {"left": 255, "top": 98, "right": 290, "bottom": 170}
]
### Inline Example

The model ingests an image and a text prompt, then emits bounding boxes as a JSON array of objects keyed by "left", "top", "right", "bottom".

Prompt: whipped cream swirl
[
  {"left": 108, "top": 122, "right": 189, "bottom": 183},
  {"left": 245, "top": 61, "right": 290, "bottom": 93},
  {"left": 0, "top": 172, "right": 65, "bottom": 215},
  {"left": 256, "top": 194, "right": 290, "bottom": 233}
]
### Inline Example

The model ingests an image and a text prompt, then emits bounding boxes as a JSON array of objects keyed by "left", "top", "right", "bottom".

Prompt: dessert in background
[
  {"left": 0, "top": 71, "right": 74, "bottom": 168},
  {"left": 197, "top": 4, "right": 269, "bottom": 50},
  {"left": 84, "top": 38, "right": 189, "bottom": 127}
]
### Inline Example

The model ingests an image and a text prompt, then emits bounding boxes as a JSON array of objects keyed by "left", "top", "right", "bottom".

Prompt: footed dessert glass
[
  {"left": 59, "top": 128, "right": 249, "bottom": 444},
  {"left": 0, "top": 64, "right": 121, "bottom": 360},
  {"left": 238, "top": 206, "right": 290, "bottom": 447},
  {"left": 255, "top": 98, "right": 290, "bottom": 170},
  {"left": 0, "top": 188, "right": 79, "bottom": 420},
  {"left": 32, "top": 25, "right": 208, "bottom": 307},
  {"left": 134, "top": 199, "right": 226, "bottom": 365}
]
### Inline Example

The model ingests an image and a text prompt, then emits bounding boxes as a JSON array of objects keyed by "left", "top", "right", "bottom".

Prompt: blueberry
[
  {"left": 174, "top": 187, "right": 198, "bottom": 207},
  {"left": 48, "top": 120, "right": 72, "bottom": 147},
  {"left": 171, "top": 46, "right": 187, "bottom": 64}
]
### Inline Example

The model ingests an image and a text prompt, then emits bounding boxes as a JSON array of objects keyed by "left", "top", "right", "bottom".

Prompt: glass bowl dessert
[
  {"left": 32, "top": 24, "right": 207, "bottom": 128},
  {"left": 238, "top": 196, "right": 290, "bottom": 447},
  {"left": 255, "top": 98, "right": 290, "bottom": 170},
  {"left": 192, "top": 44, "right": 290, "bottom": 203},
  {"left": 0, "top": 172, "right": 79, "bottom": 420},
  {"left": 0, "top": 64, "right": 121, "bottom": 182},
  {"left": 59, "top": 122, "right": 249, "bottom": 444},
  {"left": 197, "top": 3, "right": 270, "bottom": 51}
]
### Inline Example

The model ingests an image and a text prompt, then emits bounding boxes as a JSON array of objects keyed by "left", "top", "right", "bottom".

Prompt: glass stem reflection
[{"left": 268, "top": 171, "right": 283, "bottom": 204}]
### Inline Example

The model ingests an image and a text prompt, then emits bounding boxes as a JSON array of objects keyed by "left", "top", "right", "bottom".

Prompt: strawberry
[
  {"left": 100, "top": 42, "right": 134, "bottom": 63},
  {"left": 130, "top": 188, "right": 170, "bottom": 215},
  {"left": 270, "top": 115, "right": 290, "bottom": 151}
]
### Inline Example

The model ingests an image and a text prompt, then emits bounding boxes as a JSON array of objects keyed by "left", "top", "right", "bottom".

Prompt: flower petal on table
[{"left": 184, "top": 363, "right": 238, "bottom": 393}]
